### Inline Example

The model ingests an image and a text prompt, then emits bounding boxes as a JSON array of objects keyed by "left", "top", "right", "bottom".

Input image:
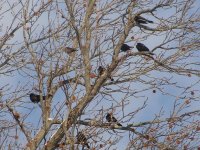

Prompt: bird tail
[
  {"left": 147, "top": 20, "right": 153, "bottom": 23},
  {"left": 86, "top": 143, "right": 90, "bottom": 149},
  {"left": 117, "top": 123, "right": 122, "bottom": 126},
  {"left": 110, "top": 77, "right": 114, "bottom": 81}
]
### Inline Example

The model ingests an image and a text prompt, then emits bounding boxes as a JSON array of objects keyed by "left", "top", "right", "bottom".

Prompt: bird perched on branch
[
  {"left": 98, "top": 66, "right": 105, "bottom": 76},
  {"left": 136, "top": 43, "right": 154, "bottom": 55},
  {"left": 106, "top": 113, "right": 122, "bottom": 126},
  {"left": 62, "top": 47, "right": 77, "bottom": 55},
  {"left": 134, "top": 15, "right": 153, "bottom": 24},
  {"left": 76, "top": 132, "right": 90, "bottom": 149},
  {"left": 29, "top": 93, "right": 46, "bottom": 103},
  {"left": 98, "top": 66, "right": 114, "bottom": 81},
  {"left": 121, "top": 43, "right": 134, "bottom": 52}
]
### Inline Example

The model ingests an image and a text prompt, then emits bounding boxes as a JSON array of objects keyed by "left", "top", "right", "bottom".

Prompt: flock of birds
[
  {"left": 63, "top": 42, "right": 154, "bottom": 55},
  {"left": 30, "top": 93, "right": 122, "bottom": 149},
  {"left": 121, "top": 42, "right": 154, "bottom": 55},
  {"left": 29, "top": 15, "right": 154, "bottom": 149}
]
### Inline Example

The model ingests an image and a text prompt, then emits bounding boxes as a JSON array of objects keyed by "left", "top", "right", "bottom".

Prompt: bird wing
[
  {"left": 121, "top": 44, "right": 132, "bottom": 51},
  {"left": 112, "top": 116, "right": 118, "bottom": 122},
  {"left": 135, "top": 16, "right": 153, "bottom": 23},
  {"left": 137, "top": 43, "right": 150, "bottom": 51},
  {"left": 136, "top": 16, "right": 146, "bottom": 20},
  {"left": 112, "top": 116, "right": 122, "bottom": 126},
  {"left": 120, "top": 44, "right": 127, "bottom": 51},
  {"left": 64, "top": 47, "right": 77, "bottom": 53},
  {"left": 106, "top": 114, "right": 111, "bottom": 122},
  {"left": 147, "top": 19, "right": 153, "bottom": 23}
]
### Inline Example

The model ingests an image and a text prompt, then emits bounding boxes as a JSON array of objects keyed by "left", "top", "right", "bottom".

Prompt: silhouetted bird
[
  {"left": 136, "top": 43, "right": 154, "bottom": 55},
  {"left": 30, "top": 93, "right": 46, "bottom": 103},
  {"left": 62, "top": 47, "right": 77, "bottom": 54},
  {"left": 98, "top": 66, "right": 114, "bottom": 81},
  {"left": 77, "top": 132, "right": 90, "bottom": 149},
  {"left": 98, "top": 66, "right": 105, "bottom": 76},
  {"left": 106, "top": 113, "right": 122, "bottom": 126},
  {"left": 135, "top": 16, "right": 153, "bottom": 24},
  {"left": 121, "top": 44, "right": 134, "bottom": 52}
]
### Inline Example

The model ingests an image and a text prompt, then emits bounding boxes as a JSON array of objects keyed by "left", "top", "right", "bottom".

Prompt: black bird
[
  {"left": 121, "top": 44, "right": 134, "bottom": 52},
  {"left": 135, "top": 15, "right": 153, "bottom": 24},
  {"left": 98, "top": 66, "right": 114, "bottom": 81},
  {"left": 136, "top": 43, "right": 154, "bottom": 55},
  {"left": 76, "top": 132, "right": 90, "bottom": 149},
  {"left": 62, "top": 47, "right": 77, "bottom": 54},
  {"left": 29, "top": 93, "right": 46, "bottom": 103},
  {"left": 98, "top": 66, "right": 105, "bottom": 76},
  {"left": 106, "top": 113, "right": 122, "bottom": 126}
]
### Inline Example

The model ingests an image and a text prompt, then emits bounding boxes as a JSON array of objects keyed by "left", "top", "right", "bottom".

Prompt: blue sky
[{"left": 0, "top": 0, "right": 200, "bottom": 149}]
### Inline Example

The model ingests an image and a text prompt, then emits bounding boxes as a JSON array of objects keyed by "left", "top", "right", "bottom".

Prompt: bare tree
[{"left": 0, "top": 0, "right": 200, "bottom": 149}]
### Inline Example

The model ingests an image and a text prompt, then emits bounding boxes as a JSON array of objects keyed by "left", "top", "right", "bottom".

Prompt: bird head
[
  {"left": 108, "top": 112, "right": 113, "bottom": 116},
  {"left": 29, "top": 93, "right": 35, "bottom": 97}
]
